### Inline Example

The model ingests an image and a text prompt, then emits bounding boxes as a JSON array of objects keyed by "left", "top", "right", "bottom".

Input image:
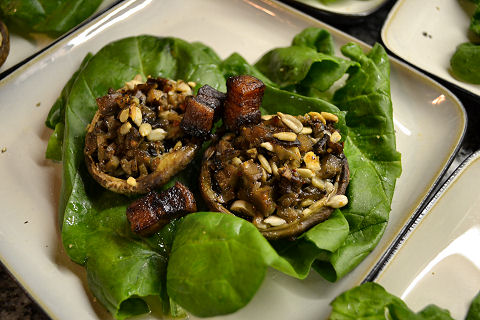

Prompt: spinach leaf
[
  {"left": 329, "top": 282, "right": 454, "bottom": 320},
  {"left": 324, "top": 42, "right": 401, "bottom": 280},
  {"left": 450, "top": 42, "right": 480, "bottom": 84},
  {"left": 292, "top": 27, "right": 335, "bottom": 55},
  {"left": 167, "top": 210, "right": 350, "bottom": 317},
  {"left": 451, "top": 1, "right": 480, "bottom": 84},
  {"left": 471, "top": 4, "right": 480, "bottom": 36},
  {"left": 46, "top": 53, "right": 94, "bottom": 130},
  {"left": 467, "top": 290, "right": 480, "bottom": 320},
  {"left": 255, "top": 27, "right": 358, "bottom": 94},
  {"left": 0, "top": 0, "right": 103, "bottom": 37},
  {"left": 45, "top": 122, "right": 63, "bottom": 161},
  {"left": 45, "top": 53, "right": 93, "bottom": 161}
]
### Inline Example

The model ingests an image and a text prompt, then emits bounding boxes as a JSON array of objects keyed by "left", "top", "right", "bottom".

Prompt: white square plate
[
  {"left": 376, "top": 150, "right": 480, "bottom": 319},
  {"left": 382, "top": 0, "right": 480, "bottom": 97},
  {"left": 0, "top": 0, "right": 466, "bottom": 319},
  {"left": 286, "top": 0, "right": 388, "bottom": 16}
]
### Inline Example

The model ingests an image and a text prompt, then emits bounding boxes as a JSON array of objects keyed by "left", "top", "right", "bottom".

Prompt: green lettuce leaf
[
  {"left": 471, "top": 5, "right": 480, "bottom": 36},
  {"left": 0, "top": 0, "right": 104, "bottom": 37},
  {"left": 255, "top": 27, "right": 359, "bottom": 98},
  {"left": 167, "top": 210, "right": 349, "bottom": 317},
  {"left": 324, "top": 42, "right": 402, "bottom": 280},
  {"left": 467, "top": 290, "right": 480, "bottom": 320},
  {"left": 47, "top": 29, "right": 400, "bottom": 318},
  {"left": 45, "top": 122, "right": 63, "bottom": 161},
  {"left": 450, "top": 42, "right": 480, "bottom": 84},
  {"left": 451, "top": 1, "right": 480, "bottom": 84},
  {"left": 329, "top": 282, "right": 454, "bottom": 320}
]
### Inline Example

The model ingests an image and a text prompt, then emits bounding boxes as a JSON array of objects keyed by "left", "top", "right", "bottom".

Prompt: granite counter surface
[{"left": 1, "top": 0, "right": 479, "bottom": 319}]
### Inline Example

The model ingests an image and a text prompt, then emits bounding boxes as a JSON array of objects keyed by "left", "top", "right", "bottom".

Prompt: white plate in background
[
  {"left": 286, "top": 0, "right": 388, "bottom": 16},
  {"left": 382, "top": 0, "right": 480, "bottom": 97},
  {"left": 0, "top": 0, "right": 466, "bottom": 319},
  {"left": 376, "top": 150, "right": 480, "bottom": 320},
  {"left": 0, "top": 0, "right": 121, "bottom": 75}
]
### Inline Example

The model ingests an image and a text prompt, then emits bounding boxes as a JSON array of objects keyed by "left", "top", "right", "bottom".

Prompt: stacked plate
[{"left": 0, "top": 0, "right": 476, "bottom": 319}]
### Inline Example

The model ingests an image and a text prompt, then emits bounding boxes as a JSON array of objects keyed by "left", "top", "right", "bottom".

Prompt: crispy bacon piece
[
  {"left": 180, "top": 85, "right": 226, "bottom": 138},
  {"left": 223, "top": 75, "right": 265, "bottom": 131},
  {"left": 126, "top": 181, "right": 197, "bottom": 236},
  {"left": 197, "top": 84, "right": 227, "bottom": 120},
  {"left": 180, "top": 96, "right": 215, "bottom": 138}
]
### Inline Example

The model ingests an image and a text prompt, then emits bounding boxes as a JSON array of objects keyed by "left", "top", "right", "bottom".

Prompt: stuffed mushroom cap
[
  {"left": 200, "top": 111, "right": 350, "bottom": 240},
  {"left": 84, "top": 76, "right": 203, "bottom": 195}
]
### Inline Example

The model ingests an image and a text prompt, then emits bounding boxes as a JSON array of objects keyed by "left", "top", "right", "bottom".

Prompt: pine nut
[
  {"left": 119, "top": 108, "right": 129, "bottom": 123},
  {"left": 327, "top": 195, "right": 348, "bottom": 208},
  {"left": 278, "top": 112, "right": 303, "bottom": 133},
  {"left": 264, "top": 215, "right": 287, "bottom": 227},
  {"left": 321, "top": 112, "right": 338, "bottom": 123},
  {"left": 127, "top": 176, "right": 137, "bottom": 186},
  {"left": 119, "top": 122, "right": 132, "bottom": 135},
  {"left": 273, "top": 132, "right": 297, "bottom": 142},
  {"left": 300, "top": 127, "right": 312, "bottom": 135},
  {"left": 271, "top": 161, "right": 279, "bottom": 176},
  {"left": 330, "top": 131, "right": 341, "bottom": 143},
  {"left": 260, "top": 142, "right": 274, "bottom": 152},
  {"left": 147, "top": 128, "right": 167, "bottom": 141},
  {"left": 261, "top": 167, "right": 268, "bottom": 182},
  {"left": 261, "top": 114, "right": 274, "bottom": 121},
  {"left": 139, "top": 123, "right": 152, "bottom": 137},
  {"left": 260, "top": 142, "right": 273, "bottom": 152},
  {"left": 130, "top": 106, "right": 142, "bottom": 127},
  {"left": 308, "top": 112, "right": 326, "bottom": 124},
  {"left": 258, "top": 154, "right": 272, "bottom": 174},
  {"left": 296, "top": 168, "right": 314, "bottom": 179}
]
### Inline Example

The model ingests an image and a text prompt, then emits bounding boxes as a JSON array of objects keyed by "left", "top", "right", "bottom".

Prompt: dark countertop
[{"left": 1, "top": 0, "right": 479, "bottom": 319}]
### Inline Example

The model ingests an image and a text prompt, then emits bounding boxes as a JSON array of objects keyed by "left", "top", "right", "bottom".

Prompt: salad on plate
[{"left": 45, "top": 27, "right": 401, "bottom": 319}]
